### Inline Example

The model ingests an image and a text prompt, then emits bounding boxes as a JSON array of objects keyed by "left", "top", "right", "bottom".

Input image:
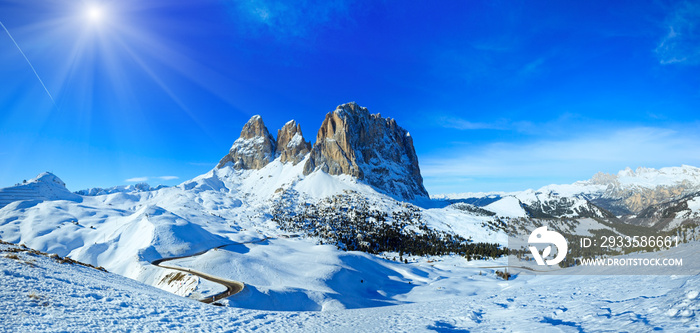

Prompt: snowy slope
[
  {"left": 463, "top": 189, "right": 612, "bottom": 220},
  {"left": 2, "top": 160, "right": 699, "bottom": 331},
  {"left": 0, "top": 165, "right": 508, "bottom": 311},
  {"left": 2, "top": 240, "right": 698, "bottom": 332},
  {"left": 485, "top": 196, "right": 527, "bottom": 218}
]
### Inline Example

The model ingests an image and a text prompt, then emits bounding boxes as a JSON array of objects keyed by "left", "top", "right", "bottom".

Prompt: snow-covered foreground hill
[
  {"left": 3, "top": 240, "right": 698, "bottom": 332},
  {"left": 2, "top": 141, "right": 700, "bottom": 330},
  {"left": 2, "top": 167, "right": 699, "bottom": 331},
  {"left": 0, "top": 166, "right": 504, "bottom": 310}
]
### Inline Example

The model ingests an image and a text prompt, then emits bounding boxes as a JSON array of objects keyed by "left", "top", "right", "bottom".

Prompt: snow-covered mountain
[
  {"left": 625, "top": 192, "right": 700, "bottom": 230},
  {"left": 218, "top": 102, "right": 428, "bottom": 201},
  {"left": 0, "top": 169, "right": 503, "bottom": 310},
  {"left": 443, "top": 166, "right": 700, "bottom": 226},
  {"left": 444, "top": 189, "right": 614, "bottom": 221},
  {"left": 513, "top": 189, "right": 615, "bottom": 219},
  {"left": 302, "top": 102, "right": 428, "bottom": 200},
  {"left": 543, "top": 165, "right": 700, "bottom": 215},
  {"left": 0, "top": 103, "right": 506, "bottom": 311},
  {"left": 1, "top": 103, "right": 699, "bottom": 330},
  {"left": 75, "top": 183, "right": 169, "bottom": 196},
  {"left": 0, "top": 172, "right": 81, "bottom": 209}
]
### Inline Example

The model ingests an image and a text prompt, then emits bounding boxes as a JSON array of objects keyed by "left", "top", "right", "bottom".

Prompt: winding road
[
  {"left": 151, "top": 237, "right": 268, "bottom": 304},
  {"left": 152, "top": 239, "right": 538, "bottom": 303}
]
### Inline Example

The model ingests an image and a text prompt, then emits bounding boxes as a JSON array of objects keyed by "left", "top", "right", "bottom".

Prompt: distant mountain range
[
  {"left": 76, "top": 183, "right": 169, "bottom": 196},
  {"left": 438, "top": 165, "right": 700, "bottom": 231}
]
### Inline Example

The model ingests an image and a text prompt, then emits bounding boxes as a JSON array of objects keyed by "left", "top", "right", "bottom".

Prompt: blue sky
[{"left": 1, "top": 0, "right": 699, "bottom": 194}]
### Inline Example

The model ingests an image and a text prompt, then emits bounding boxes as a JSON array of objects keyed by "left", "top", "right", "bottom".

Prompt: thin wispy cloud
[
  {"left": 422, "top": 126, "right": 700, "bottom": 193},
  {"left": 655, "top": 1, "right": 700, "bottom": 65},
  {"left": 226, "top": 0, "right": 356, "bottom": 39},
  {"left": 434, "top": 114, "right": 579, "bottom": 134},
  {"left": 188, "top": 162, "right": 214, "bottom": 167},
  {"left": 518, "top": 57, "right": 546, "bottom": 76},
  {"left": 126, "top": 176, "right": 179, "bottom": 183},
  {"left": 437, "top": 116, "right": 504, "bottom": 130},
  {"left": 126, "top": 177, "right": 148, "bottom": 183}
]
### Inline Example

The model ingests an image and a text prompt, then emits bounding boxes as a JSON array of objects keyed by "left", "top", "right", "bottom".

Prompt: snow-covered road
[{"left": 151, "top": 238, "right": 269, "bottom": 303}]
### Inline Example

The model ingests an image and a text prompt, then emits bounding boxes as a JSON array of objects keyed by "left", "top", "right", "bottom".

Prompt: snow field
[{"left": 2, "top": 242, "right": 697, "bottom": 332}]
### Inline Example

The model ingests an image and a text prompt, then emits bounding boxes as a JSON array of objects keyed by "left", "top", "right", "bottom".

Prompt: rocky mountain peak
[
  {"left": 589, "top": 172, "right": 619, "bottom": 187},
  {"left": 239, "top": 115, "right": 271, "bottom": 140},
  {"left": 215, "top": 103, "right": 429, "bottom": 200},
  {"left": 579, "top": 166, "right": 700, "bottom": 215},
  {"left": 217, "top": 115, "right": 276, "bottom": 170},
  {"left": 276, "top": 120, "right": 311, "bottom": 165},
  {"left": 303, "top": 102, "right": 428, "bottom": 200}
]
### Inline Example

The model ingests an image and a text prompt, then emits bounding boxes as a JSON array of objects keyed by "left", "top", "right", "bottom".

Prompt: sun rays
[{"left": 86, "top": 5, "right": 103, "bottom": 23}]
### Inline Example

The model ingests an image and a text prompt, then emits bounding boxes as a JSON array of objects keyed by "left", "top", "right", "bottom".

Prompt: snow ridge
[{"left": 0, "top": 172, "right": 80, "bottom": 209}]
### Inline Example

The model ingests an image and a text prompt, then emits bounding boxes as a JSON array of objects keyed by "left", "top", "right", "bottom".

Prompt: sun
[{"left": 86, "top": 5, "right": 104, "bottom": 23}]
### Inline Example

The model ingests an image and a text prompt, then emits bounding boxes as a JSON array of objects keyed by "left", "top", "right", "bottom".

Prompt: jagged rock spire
[
  {"left": 217, "top": 115, "right": 276, "bottom": 170},
  {"left": 217, "top": 103, "right": 429, "bottom": 200},
  {"left": 303, "top": 102, "right": 428, "bottom": 200},
  {"left": 276, "top": 120, "right": 311, "bottom": 165}
]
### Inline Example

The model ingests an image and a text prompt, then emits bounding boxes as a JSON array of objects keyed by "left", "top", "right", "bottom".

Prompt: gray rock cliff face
[
  {"left": 586, "top": 169, "right": 700, "bottom": 215},
  {"left": 275, "top": 120, "right": 311, "bottom": 165},
  {"left": 302, "top": 102, "right": 428, "bottom": 200},
  {"left": 217, "top": 115, "right": 276, "bottom": 170},
  {"left": 216, "top": 103, "right": 429, "bottom": 200}
]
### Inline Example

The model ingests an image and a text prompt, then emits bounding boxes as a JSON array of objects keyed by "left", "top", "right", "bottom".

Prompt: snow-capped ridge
[
  {"left": 439, "top": 165, "right": 700, "bottom": 218},
  {"left": 276, "top": 119, "right": 311, "bottom": 165},
  {"left": 0, "top": 172, "right": 81, "bottom": 209},
  {"left": 217, "top": 115, "right": 277, "bottom": 170},
  {"left": 34, "top": 172, "right": 67, "bottom": 187},
  {"left": 564, "top": 165, "right": 700, "bottom": 190},
  {"left": 540, "top": 165, "right": 700, "bottom": 214},
  {"left": 627, "top": 191, "right": 700, "bottom": 230},
  {"left": 485, "top": 196, "right": 527, "bottom": 218},
  {"left": 76, "top": 183, "right": 168, "bottom": 196}
]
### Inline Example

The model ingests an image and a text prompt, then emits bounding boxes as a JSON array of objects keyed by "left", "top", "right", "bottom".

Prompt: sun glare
[{"left": 87, "top": 6, "right": 103, "bottom": 23}]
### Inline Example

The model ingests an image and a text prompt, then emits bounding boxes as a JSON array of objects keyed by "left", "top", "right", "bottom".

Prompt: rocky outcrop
[
  {"left": 628, "top": 192, "right": 700, "bottom": 230},
  {"left": 275, "top": 120, "right": 311, "bottom": 165},
  {"left": 585, "top": 167, "right": 700, "bottom": 215},
  {"left": 217, "top": 115, "right": 276, "bottom": 170},
  {"left": 303, "top": 102, "right": 428, "bottom": 200},
  {"left": 216, "top": 103, "right": 430, "bottom": 200}
]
